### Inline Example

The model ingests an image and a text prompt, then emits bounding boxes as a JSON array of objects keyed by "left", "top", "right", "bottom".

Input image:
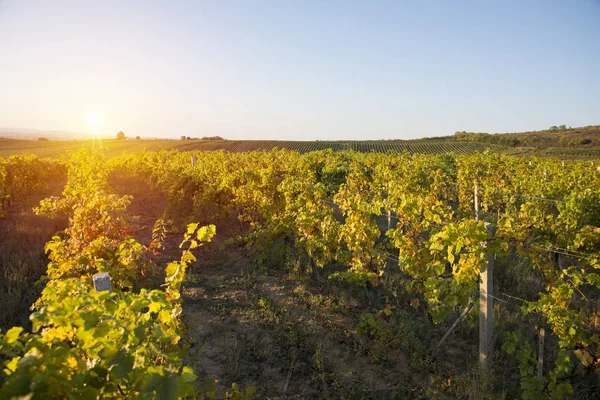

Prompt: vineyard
[
  {"left": 173, "top": 140, "right": 505, "bottom": 155},
  {"left": 0, "top": 137, "right": 505, "bottom": 159},
  {"left": 3, "top": 133, "right": 600, "bottom": 160},
  {"left": 1, "top": 149, "right": 599, "bottom": 398}
]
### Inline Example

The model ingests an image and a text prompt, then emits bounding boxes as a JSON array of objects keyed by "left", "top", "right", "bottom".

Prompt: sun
[{"left": 86, "top": 112, "right": 104, "bottom": 134}]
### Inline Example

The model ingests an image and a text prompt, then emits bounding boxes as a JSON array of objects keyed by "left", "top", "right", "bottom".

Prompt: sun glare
[{"left": 86, "top": 112, "right": 104, "bottom": 134}]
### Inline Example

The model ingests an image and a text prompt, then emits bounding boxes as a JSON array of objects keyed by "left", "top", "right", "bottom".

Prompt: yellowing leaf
[
  {"left": 186, "top": 223, "right": 199, "bottom": 235},
  {"left": 5, "top": 327, "right": 23, "bottom": 344},
  {"left": 574, "top": 349, "right": 594, "bottom": 367},
  {"left": 148, "top": 302, "right": 162, "bottom": 313},
  {"left": 158, "top": 310, "right": 172, "bottom": 324},
  {"left": 4, "top": 356, "right": 20, "bottom": 374},
  {"left": 196, "top": 225, "right": 216, "bottom": 242},
  {"left": 67, "top": 356, "right": 78, "bottom": 369},
  {"left": 448, "top": 251, "right": 455, "bottom": 264}
]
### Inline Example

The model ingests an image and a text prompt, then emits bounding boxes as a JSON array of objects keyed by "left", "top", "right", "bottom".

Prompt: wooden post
[
  {"left": 93, "top": 272, "right": 113, "bottom": 293},
  {"left": 538, "top": 327, "right": 545, "bottom": 382},
  {"left": 191, "top": 154, "right": 196, "bottom": 167},
  {"left": 436, "top": 302, "right": 474, "bottom": 350},
  {"left": 474, "top": 180, "right": 480, "bottom": 221},
  {"left": 387, "top": 210, "right": 391, "bottom": 230},
  {"left": 479, "top": 222, "right": 495, "bottom": 372},
  {"left": 543, "top": 169, "right": 548, "bottom": 180}
]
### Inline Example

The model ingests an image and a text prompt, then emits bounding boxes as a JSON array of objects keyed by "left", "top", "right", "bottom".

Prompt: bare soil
[
  {"left": 108, "top": 174, "right": 441, "bottom": 399},
  {"left": 0, "top": 180, "right": 67, "bottom": 330}
]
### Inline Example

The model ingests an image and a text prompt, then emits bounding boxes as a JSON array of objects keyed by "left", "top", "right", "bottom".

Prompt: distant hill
[
  {"left": 435, "top": 125, "right": 600, "bottom": 148},
  {"left": 0, "top": 128, "right": 88, "bottom": 140},
  {"left": 0, "top": 137, "right": 504, "bottom": 158},
  {"left": 425, "top": 125, "right": 600, "bottom": 158},
  {"left": 1, "top": 125, "right": 598, "bottom": 159}
]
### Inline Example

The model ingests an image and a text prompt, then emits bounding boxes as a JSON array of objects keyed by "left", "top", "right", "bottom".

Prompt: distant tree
[
  {"left": 549, "top": 126, "right": 559, "bottom": 132},
  {"left": 181, "top": 136, "right": 187, "bottom": 140},
  {"left": 186, "top": 136, "right": 192, "bottom": 140},
  {"left": 200, "top": 136, "right": 225, "bottom": 140},
  {"left": 116, "top": 131, "right": 126, "bottom": 140},
  {"left": 36, "top": 137, "right": 49, "bottom": 141},
  {"left": 135, "top": 136, "right": 141, "bottom": 140}
]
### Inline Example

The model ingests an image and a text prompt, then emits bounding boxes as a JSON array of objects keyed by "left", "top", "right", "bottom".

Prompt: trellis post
[
  {"left": 93, "top": 272, "right": 113, "bottom": 293},
  {"left": 474, "top": 180, "right": 480, "bottom": 221},
  {"left": 475, "top": 179, "right": 495, "bottom": 372},
  {"left": 538, "top": 327, "right": 545, "bottom": 382},
  {"left": 479, "top": 222, "right": 495, "bottom": 372}
]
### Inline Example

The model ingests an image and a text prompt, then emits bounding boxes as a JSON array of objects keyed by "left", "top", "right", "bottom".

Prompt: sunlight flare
[{"left": 86, "top": 112, "right": 104, "bottom": 135}]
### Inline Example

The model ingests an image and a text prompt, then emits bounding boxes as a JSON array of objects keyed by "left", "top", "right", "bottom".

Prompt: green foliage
[
  {"left": 112, "top": 150, "right": 600, "bottom": 356},
  {"left": 454, "top": 131, "right": 521, "bottom": 146},
  {"left": 35, "top": 151, "right": 145, "bottom": 290},
  {"left": 502, "top": 331, "right": 545, "bottom": 399},
  {"left": 452, "top": 124, "right": 600, "bottom": 152},
  {"left": 1, "top": 279, "right": 195, "bottom": 399},
  {"left": 0, "top": 154, "right": 66, "bottom": 216},
  {"left": 502, "top": 331, "right": 576, "bottom": 399},
  {"left": 0, "top": 151, "right": 253, "bottom": 399},
  {"left": 4, "top": 146, "right": 600, "bottom": 398},
  {"left": 165, "top": 223, "right": 216, "bottom": 301}
]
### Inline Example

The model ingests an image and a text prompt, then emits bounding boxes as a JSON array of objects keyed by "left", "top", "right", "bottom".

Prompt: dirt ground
[
  {"left": 0, "top": 180, "right": 67, "bottom": 330},
  {"left": 108, "top": 174, "right": 484, "bottom": 399},
  {"left": 0, "top": 172, "right": 485, "bottom": 398}
]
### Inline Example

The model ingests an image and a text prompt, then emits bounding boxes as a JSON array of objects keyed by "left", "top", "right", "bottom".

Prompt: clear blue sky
[{"left": 0, "top": 0, "right": 598, "bottom": 140}]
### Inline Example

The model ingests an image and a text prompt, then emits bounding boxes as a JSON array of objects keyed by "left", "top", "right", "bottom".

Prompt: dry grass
[{"left": 0, "top": 181, "right": 67, "bottom": 330}]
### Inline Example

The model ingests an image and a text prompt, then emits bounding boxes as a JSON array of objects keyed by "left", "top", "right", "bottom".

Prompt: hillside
[
  {"left": 442, "top": 125, "right": 600, "bottom": 152},
  {"left": 438, "top": 125, "right": 600, "bottom": 159},
  {"left": 0, "top": 137, "right": 506, "bottom": 158},
  {"left": 0, "top": 138, "right": 180, "bottom": 158},
  {"left": 1, "top": 125, "right": 599, "bottom": 159}
]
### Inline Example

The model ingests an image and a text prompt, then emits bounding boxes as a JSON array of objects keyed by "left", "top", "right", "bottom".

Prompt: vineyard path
[{"left": 110, "top": 173, "right": 436, "bottom": 399}]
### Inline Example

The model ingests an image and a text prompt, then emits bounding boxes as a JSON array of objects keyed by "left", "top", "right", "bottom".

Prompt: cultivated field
[
  {"left": 3, "top": 125, "right": 600, "bottom": 159},
  {"left": 0, "top": 137, "right": 508, "bottom": 158},
  {"left": 1, "top": 149, "right": 599, "bottom": 398}
]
